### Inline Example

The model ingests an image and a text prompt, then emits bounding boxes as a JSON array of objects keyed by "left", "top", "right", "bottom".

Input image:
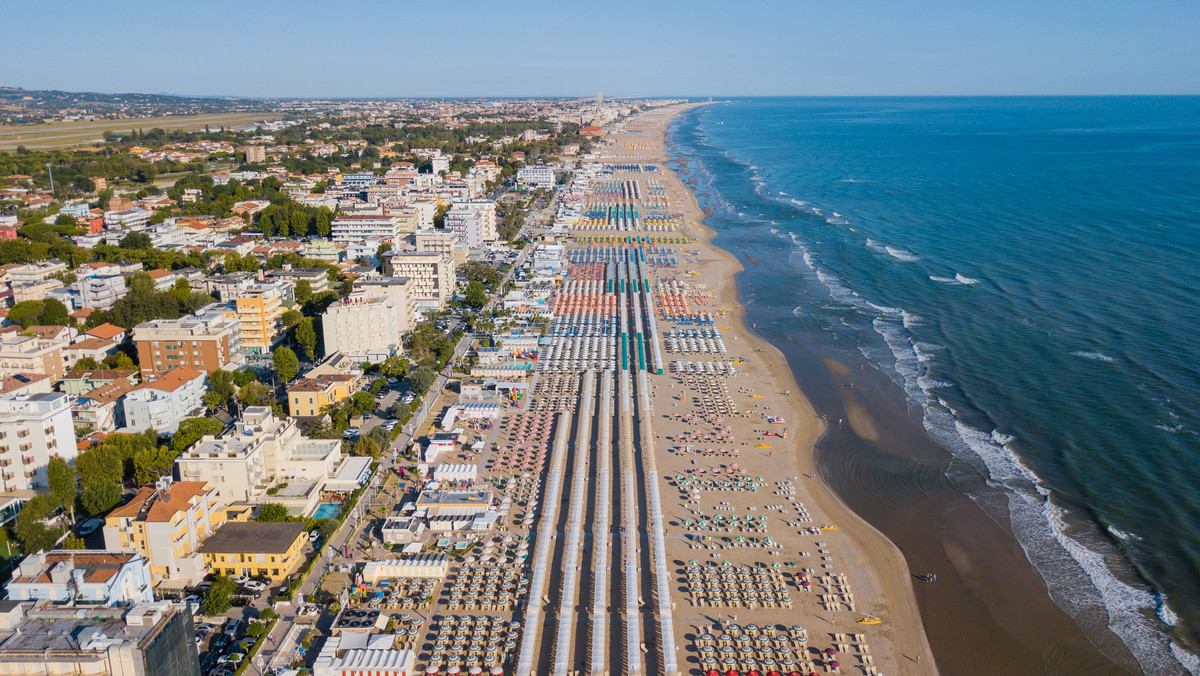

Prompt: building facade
[
  {"left": 199, "top": 522, "right": 307, "bottom": 581},
  {"left": 287, "top": 374, "right": 355, "bottom": 418},
  {"left": 133, "top": 311, "right": 241, "bottom": 376},
  {"left": 321, "top": 295, "right": 403, "bottom": 364},
  {"left": 383, "top": 252, "right": 456, "bottom": 309},
  {"left": 0, "top": 392, "right": 76, "bottom": 491},
  {"left": 122, "top": 367, "right": 206, "bottom": 434},
  {"left": 330, "top": 215, "right": 402, "bottom": 244},
  {"left": 103, "top": 478, "right": 226, "bottom": 585}
]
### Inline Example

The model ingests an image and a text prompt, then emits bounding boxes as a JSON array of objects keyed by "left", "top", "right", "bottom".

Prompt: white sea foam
[
  {"left": 812, "top": 207, "right": 824, "bottom": 216},
  {"left": 779, "top": 191, "right": 788, "bottom": 196},
  {"left": 1072, "top": 351, "right": 1116, "bottom": 363},
  {"left": 884, "top": 245, "right": 921, "bottom": 262},
  {"left": 954, "top": 273, "right": 979, "bottom": 285},
  {"left": 832, "top": 212, "right": 842, "bottom": 217},
  {"left": 1107, "top": 525, "right": 1143, "bottom": 543},
  {"left": 929, "top": 275, "right": 959, "bottom": 284}
]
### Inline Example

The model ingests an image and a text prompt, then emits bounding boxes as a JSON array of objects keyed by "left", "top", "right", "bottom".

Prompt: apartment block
[
  {"left": 444, "top": 200, "right": 498, "bottom": 248},
  {"left": 0, "top": 393, "right": 75, "bottom": 491},
  {"left": 331, "top": 214, "right": 403, "bottom": 244},
  {"left": 4, "top": 551, "right": 154, "bottom": 606},
  {"left": 123, "top": 367, "right": 206, "bottom": 434},
  {"left": 132, "top": 309, "right": 242, "bottom": 376},
  {"left": 383, "top": 251, "right": 456, "bottom": 309},
  {"left": 233, "top": 283, "right": 284, "bottom": 354},
  {"left": 321, "top": 295, "right": 403, "bottom": 364},
  {"left": 103, "top": 478, "right": 226, "bottom": 584},
  {"left": 0, "top": 333, "right": 70, "bottom": 381}
]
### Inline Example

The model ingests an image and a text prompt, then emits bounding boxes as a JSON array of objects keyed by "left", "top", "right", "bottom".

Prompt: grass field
[{"left": 0, "top": 112, "right": 283, "bottom": 151}]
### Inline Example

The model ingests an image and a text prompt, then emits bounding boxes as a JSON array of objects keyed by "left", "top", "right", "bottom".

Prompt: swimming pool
[{"left": 313, "top": 502, "right": 341, "bottom": 520}]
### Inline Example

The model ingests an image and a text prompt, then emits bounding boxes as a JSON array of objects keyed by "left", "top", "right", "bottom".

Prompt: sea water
[{"left": 668, "top": 97, "right": 1200, "bottom": 674}]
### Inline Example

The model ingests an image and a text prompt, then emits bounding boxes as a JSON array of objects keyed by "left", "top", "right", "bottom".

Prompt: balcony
[{"left": 2, "top": 472, "right": 14, "bottom": 481}]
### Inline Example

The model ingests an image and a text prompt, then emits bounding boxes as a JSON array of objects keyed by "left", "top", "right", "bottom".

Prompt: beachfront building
[
  {"left": 0, "top": 392, "right": 76, "bottom": 491},
  {"left": 383, "top": 251, "right": 456, "bottom": 311},
  {"left": 321, "top": 294, "right": 404, "bottom": 364},
  {"left": 287, "top": 373, "right": 356, "bottom": 418},
  {"left": 4, "top": 551, "right": 154, "bottom": 606},
  {"left": 132, "top": 307, "right": 243, "bottom": 376},
  {"left": 313, "top": 636, "right": 416, "bottom": 676},
  {"left": 443, "top": 200, "right": 498, "bottom": 249},
  {"left": 199, "top": 521, "right": 307, "bottom": 582},
  {"left": 122, "top": 367, "right": 207, "bottom": 434},
  {"left": 102, "top": 478, "right": 226, "bottom": 585},
  {"left": 175, "top": 406, "right": 343, "bottom": 516},
  {"left": 331, "top": 214, "right": 403, "bottom": 245},
  {"left": 0, "top": 602, "right": 200, "bottom": 675}
]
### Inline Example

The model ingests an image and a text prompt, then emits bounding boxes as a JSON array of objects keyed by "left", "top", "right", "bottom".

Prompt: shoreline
[
  {"left": 656, "top": 103, "right": 1141, "bottom": 674},
  {"left": 619, "top": 103, "right": 937, "bottom": 675}
]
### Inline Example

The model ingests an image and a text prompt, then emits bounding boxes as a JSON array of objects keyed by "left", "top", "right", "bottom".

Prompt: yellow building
[
  {"left": 102, "top": 479, "right": 226, "bottom": 585},
  {"left": 199, "top": 521, "right": 308, "bottom": 581},
  {"left": 287, "top": 373, "right": 356, "bottom": 417},
  {"left": 234, "top": 283, "right": 283, "bottom": 354}
]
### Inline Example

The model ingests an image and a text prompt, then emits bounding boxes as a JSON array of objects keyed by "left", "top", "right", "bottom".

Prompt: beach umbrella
[
  {"left": 825, "top": 648, "right": 837, "bottom": 657},
  {"left": 828, "top": 662, "right": 840, "bottom": 670}
]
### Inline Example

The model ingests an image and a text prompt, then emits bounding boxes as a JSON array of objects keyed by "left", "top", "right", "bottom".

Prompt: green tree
[
  {"left": 464, "top": 280, "right": 487, "bottom": 308},
  {"left": 352, "top": 436, "right": 381, "bottom": 459},
  {"left": 205, "top": 369, "right": 236, "bottom": 410},
  {"left": 74, "top": 446, "right": 123, "bottom": 490},
  {"left": 8, "top": 300, "right": 46, "bottom": 328},
  {"left": 239, "top": 380, "right": 271, "bottom": 406},
  {"left": 133, "top": 445, "right": 177, "bottom": 484},
  {"left": 55, "top": 214, "right": 78, "bottom": 227},
  {"left": 202, "top": 576, "right": 237, "bottom": 616},
  {"left": 273, "top": 347, "right": 299, "bottom": 383},
  {"left": 14, "top": 495, "right": 64, "bottom": 553},
  {"left": 61, "top": 535, "right": 88, "bottom": 550},
  {"left": 119, "top": 232, "right": 153, "bottom": 249},
  {"left": 295, "top": 317, "right": 317, "bottom": 360},
  {"left": 46, "top": 456, "right": 77, "bottom": 521},
  {"left": 379, "top": 357, "right": 409, "bottom": 379},
  {"left": 294, "top": 279, "right": 313, "bottom": 304},
  {"left": 172, "top": 417, "right": 225, "bottom": 453},
  {"left": 310, "top": 518, "right": 339, "bottom": 541},
  {"left": 80, "top": 481, "right": 122, "bottom": 516},
  {"left": 103, "top": 352, "right": 137, "bottom": 371},
  {"left": 281, "top": 309, "right": 303, "bottom": 330},
  {"left": 408, "top": 365, "right": 436, "bottom": 394},
  {"left": 255, "top": 503, "right": 291, "bottom": 522},
  {"left": 40, "top": 298, "right": 72, "bottom": 326}
]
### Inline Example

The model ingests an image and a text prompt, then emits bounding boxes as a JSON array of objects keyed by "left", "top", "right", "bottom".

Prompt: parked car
[
  {"left": 342, "top": 427, "right": 360, "bottom": 439},
  {"left": 77, "top": 518, "right": 102, "bottom": 537},
  {"left": 382, "top": 420, "right": 398, "bottom": 431},
  {"left": 308, "top": 529, "right": 321, "bottom": 541},
  {"left": 241, "top": 580, "right": 267, "bottom": 593},
  {"left": 231, "top": 574, "right": 250, "bottom": 586}
]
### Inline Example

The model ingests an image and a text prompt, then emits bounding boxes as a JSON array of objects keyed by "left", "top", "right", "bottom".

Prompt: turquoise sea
[{"left": 668, "top": 97, "right": 1200, "bottom": 674}]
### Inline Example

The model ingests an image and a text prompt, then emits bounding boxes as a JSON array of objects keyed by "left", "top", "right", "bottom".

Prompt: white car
[
  {"left": 342, "top": 427, "right": 360, "bottom": 439},
  {"left": 382, "top": 420, "right": 398, "bottom": 431},
  {"left": 241, "top": 580, "right": 268, "bottom": 593}
]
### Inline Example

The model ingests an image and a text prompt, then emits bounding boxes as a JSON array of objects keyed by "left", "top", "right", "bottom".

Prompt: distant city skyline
[{"left": 4, "top": 0, "right": 1198, "bottom": 97}]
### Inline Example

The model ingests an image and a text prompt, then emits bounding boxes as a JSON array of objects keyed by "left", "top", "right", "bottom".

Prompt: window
[{"left": 272, "top": 569, "right": 279, "bottom": 576}]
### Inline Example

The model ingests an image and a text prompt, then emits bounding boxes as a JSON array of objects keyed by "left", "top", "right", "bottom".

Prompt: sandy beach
[{"left": 593, "top": 104, "right": 938, "bottom": 675}]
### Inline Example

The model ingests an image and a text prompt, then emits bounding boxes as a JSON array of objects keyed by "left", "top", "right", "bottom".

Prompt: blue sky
[{"left": 3, "top": 0, "right": 1198, "bottom": 97}]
